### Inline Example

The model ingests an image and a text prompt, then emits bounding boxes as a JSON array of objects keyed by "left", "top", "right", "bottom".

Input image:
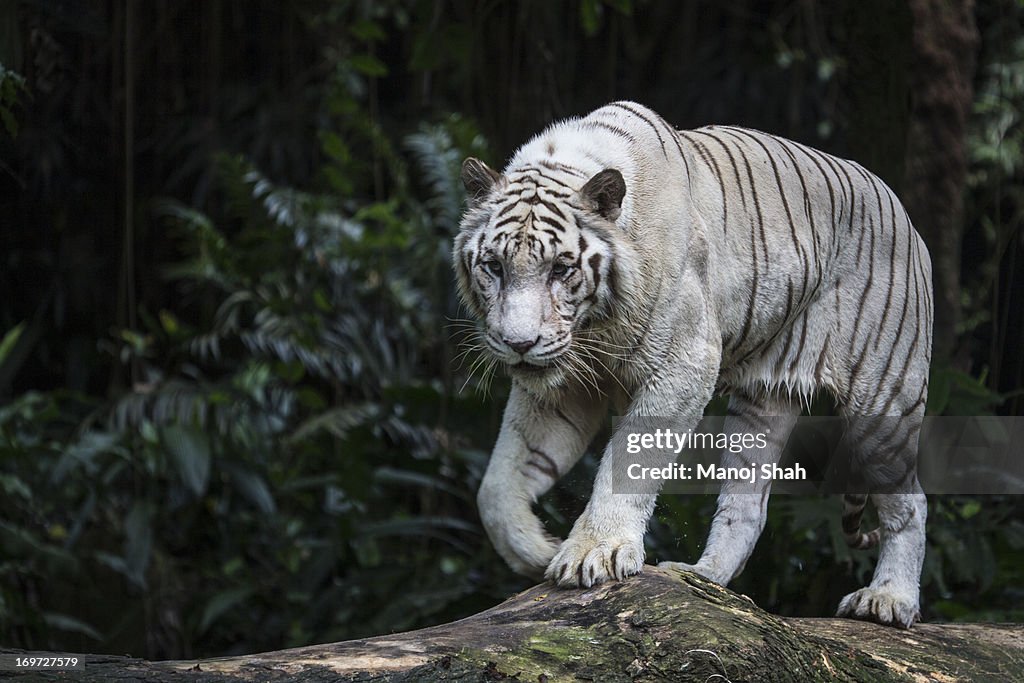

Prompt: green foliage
[
  {"left": 969, "top": 36, "right": 1024, "bottom": 179},
  {"left": 0, "top": 99, "right": 518, "bottom": 656},
  {"left": 0, "top": 63, "right": 26, "bottom": 138},
  {"left": 927, "top": 363, "right": 1009, "bottom": 416},
  {"left": 579, "top": 0, "right": 634, "bottom": 37},
  {"left": 925, "top": 496, "right": 1024, "bottom": 622},
  {"left": 962, "top": 4, "right": 1024, "bottom": 411}
]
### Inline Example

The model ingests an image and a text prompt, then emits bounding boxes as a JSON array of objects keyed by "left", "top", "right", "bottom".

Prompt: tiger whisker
[
  {"left": 575, "top": 333, "right": 637, "bottom": 352},
  {"left": 453, "top": 347, "right": 484, "bottom": 370},
  {"left": 459, "top": 350, "right": 494, "bottom": 394},
  {"left": 575, "top": 337, "right": 638, "bottom": 366},
  {"left": 575, "top": 342, "right": 630, "bottom": 397},
  {"left": 561, "top": 347, "right": 603, "bottom": 398}
]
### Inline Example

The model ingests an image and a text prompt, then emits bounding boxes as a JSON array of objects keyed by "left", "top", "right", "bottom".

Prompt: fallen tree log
[{"left": 3, "top": 568, "right": 1022, "bottom": 681}]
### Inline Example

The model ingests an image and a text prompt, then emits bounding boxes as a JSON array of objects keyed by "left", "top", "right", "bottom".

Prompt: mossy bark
[{"left": 4, "top": 568, "right": 1022, "bottom": 682}]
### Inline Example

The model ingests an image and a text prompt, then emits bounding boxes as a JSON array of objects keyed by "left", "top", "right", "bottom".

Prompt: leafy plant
[{"left": 0, "top": 63, "right": 26, "bottom": 138}]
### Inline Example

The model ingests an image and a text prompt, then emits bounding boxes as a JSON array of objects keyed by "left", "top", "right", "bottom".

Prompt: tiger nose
[{"left": 504, "top": 336, "right": 539, "bottom": 354}]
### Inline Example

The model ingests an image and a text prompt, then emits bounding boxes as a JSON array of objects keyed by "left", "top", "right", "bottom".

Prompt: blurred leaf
[
  {"left": 43, "top": 613, "right": 102, "bottom": 641},
  {"left": 350, "top": 19, "right": 385, "bottom": 42},
  {"left": 960, "top": 500, "right": 982, "bottom": 519},
  {"left": 123, "top": 502, "right": 152, "bottom": 588},
  {"left": 349, "top": 54, "right": 388, "bottom": 77},
  {"left": 52, "top": 431, "right": 122, "bottom": 483},
  {"left": 288, "top": 403, "right": 379, "bottom": 444},
  {"left": 0, "top": 323, "right": 24, "bottom": 367},
  {"left": 359, "top": 516, "right": 478, "bottom": 538},
  {"left": 0, "top": 473, "right": 31, "bottom": 500},
  {"left": 162, "top": 425, "right": 212, "bottom": 497},
  {"left": 222, "top": 463, "right": 276, "bottom": 515},
  {"left": 0, "top": 521, "right": 77, "bottom": 571},
  {"left": 374, "top": 467, "right": 471, "bottom": 501},
  {"left": 580, "top": 0, "right": 602, "bottom": 36},
  {"left": 198, "top": 587, "right": 255, "bottom": 636}
]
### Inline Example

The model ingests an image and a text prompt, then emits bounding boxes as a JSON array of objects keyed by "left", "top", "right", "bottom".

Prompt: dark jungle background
[{"left": 1, "top": 0, "right": 1022, "bottom": 659}]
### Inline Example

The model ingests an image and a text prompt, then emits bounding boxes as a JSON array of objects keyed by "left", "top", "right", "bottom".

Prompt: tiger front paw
[
  {"left": 545, "top": 532, "right": 645, "bottom": 588},
  {"left": 836, "top": 586, "right": 920, "bottom": 629}
]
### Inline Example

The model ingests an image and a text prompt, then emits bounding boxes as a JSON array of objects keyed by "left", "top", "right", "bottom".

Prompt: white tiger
[{"left": 453, "top": 101, "right": 932, "bottom": 629}]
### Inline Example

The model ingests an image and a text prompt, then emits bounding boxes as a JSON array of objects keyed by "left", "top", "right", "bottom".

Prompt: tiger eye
[{"left": 483, "top": 260, "right": 503, "bottom": 277}]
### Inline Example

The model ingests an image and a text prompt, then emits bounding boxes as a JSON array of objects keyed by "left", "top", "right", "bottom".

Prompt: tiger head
[{"left": 453, "top": 157, "right": 629, "bottom": 393}]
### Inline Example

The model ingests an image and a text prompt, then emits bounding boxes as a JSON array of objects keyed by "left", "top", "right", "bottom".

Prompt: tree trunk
[
  {"left": 903, "top": 0, "right": 979, "bottom": 364},
  {"left": 4, "top": 568, "right": 1022, "bottom": 681}
]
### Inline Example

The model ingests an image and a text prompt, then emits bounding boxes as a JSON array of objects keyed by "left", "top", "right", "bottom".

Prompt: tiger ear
[
  {"left": 461, "top": 158, "right": 503, "bottom": 206},
  {"left": 578, "top": 169, "right": 626, "bottom": 221}
]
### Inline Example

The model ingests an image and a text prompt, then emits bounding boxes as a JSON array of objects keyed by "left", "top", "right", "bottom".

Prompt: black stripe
[
  {"left": 532, "top": 214, "right": 568, "bottom": 233},
  {"left": 691, "top": 129, "right": 748, "bottom": 213},
  {"left": 775, "top": 138, "right": 825, "bottom": 280},
  {"left": 554, "top": 407, "right": 584, "bottom": 436},
  {"left": 726, "top": 129, "right": 806, "bottom": 270},
  {"left": 713, "top": 133, "right": 767, "bottom": 360},
  {"left": 842, "top": 511, "right": 863, "bottom": 534},
  {"left": 527, "top": 446, "right": 559, "bottom": 479},
  {"left": 806, "top": 146, "right": 857, "bottom": 227},
  {"left": 717, "top": 130, "right": 770, "bottom": 267},
  {"left": 871, "top": 188, "right": 900, "bottom": 352},
  {"left": 788, "top": 314, "right": 809, "bottom": 374},
  {"left": 875, "top": 232, "right": 922, "bottom": 416},
  {"left": 875, "top": 215, "right": 917, "bottom": 397},
  {"left": 911, "top": 234, "right": 931, "bottom": 351},
  {"left": 848, "top": 184, "right": 878, "bottom": 357},
  {"left": 513, "top": 166, "right": 578, "bottom": 192},
  {"left": 652, "top": 111, "right": 690, "bottom": 177},
  {"left": 539, "top": 159, "right": 586, "bottom": 177},
  {"left": 736, "top": 218, "right": 760, "bottom": 355},
  {"left": 495, "top": 202, "right": 517, "bottom": 219},
  {"left": 538, "top": 197, "right": 567, "bottom": 221},
  {"left": 588, "top": 120, "right": 637, "bottom": 142},
  {"left": 494, "top": 214, "right": 520, "bottom": 229},
  {"left": 877, "top": 324, "right": 922, "bottom": 416},
  {"left": 855, "top": 189, "right": 869, "bottom": 264},
  {"left": 814, "top": 333, "right": 831, "bottom": 383},
  {"left": 681, "top": 133, "right": 729, "bottom": 233},
  {"left": 902, "top": 394, "right": 926, "bottom": 416},
  {"left": 834, "top": 277, "right": 843, "bottom": 336},
  {"left": 588, "top": 253, "right": 603, "bottom": 293},
  {"left": 609, "top": 102, "right": 668, "bottom": 159}
]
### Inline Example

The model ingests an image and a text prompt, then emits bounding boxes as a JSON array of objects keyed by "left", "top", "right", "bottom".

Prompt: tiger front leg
[
  {"left": 478, "top": 383, "right": 607, "bottom": 579},
  {"left": 546, "top": 347, "right": 720, "bottom": 588}
]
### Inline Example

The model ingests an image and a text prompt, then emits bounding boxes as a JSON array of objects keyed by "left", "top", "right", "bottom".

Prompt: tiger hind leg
[{"left": 835, "top": 406, "right": 927, "bottom": 629}]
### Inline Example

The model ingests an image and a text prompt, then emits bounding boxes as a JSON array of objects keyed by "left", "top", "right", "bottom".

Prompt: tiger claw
[{"left": 545, "top": 534, "right": 645, "bottom": 588}]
